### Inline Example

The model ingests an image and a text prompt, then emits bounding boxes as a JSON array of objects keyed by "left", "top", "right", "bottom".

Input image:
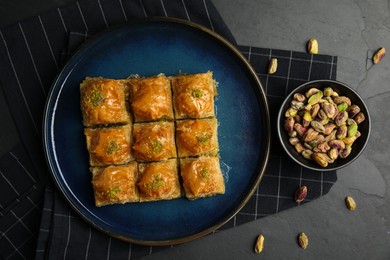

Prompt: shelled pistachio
[{"left": 283, "top": 86, "right": 365, "bottom": 167}]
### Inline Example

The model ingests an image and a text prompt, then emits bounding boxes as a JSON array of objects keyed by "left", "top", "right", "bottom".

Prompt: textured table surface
[{"left": 1, "top": 0, "right": 389, "bottom": 259}]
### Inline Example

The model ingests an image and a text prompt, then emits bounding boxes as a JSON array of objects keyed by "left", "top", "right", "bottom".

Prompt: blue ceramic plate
[{"left": 43, "top": 18, "right": 270, "bottom": 245}]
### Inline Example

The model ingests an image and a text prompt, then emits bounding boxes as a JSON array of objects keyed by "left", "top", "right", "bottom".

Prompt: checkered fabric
[{"left": 0, "top": 0, "right": 337, "bottom": 259}]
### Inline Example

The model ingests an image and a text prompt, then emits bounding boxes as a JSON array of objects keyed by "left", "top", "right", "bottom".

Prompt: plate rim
[{"left": 42, "top": 17, "right": 271, "bottom": 245}]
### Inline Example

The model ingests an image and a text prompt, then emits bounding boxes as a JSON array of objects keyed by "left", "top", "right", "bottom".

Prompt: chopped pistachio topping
[
  {"left": 107, "top": 186, "right": 120, "bottom": 199},
  {"left": 196, "top": 133, "right": 212, "bottom": 143},
  {"left": 192, "top": 89, "right": 203, "bottom": 98},
  {"left": 144, "top": 175, "right": 164, "bottom": 191},
  {"left": 106, "top": 141, "right": 120, "bottom": 154},
  {"left": 87, "top": 85, "right": 105, "bottom": 106},
  {"left": 200, "top": 168, "right": 210, "bottom": 179},
  {"left": 151, "top": 140, "right": 163, "bottom": 153}
]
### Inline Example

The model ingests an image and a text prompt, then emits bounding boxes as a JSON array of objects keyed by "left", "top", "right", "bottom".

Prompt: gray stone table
[{"left": 1, "top": 0, "right": 389, "bottom": 259}]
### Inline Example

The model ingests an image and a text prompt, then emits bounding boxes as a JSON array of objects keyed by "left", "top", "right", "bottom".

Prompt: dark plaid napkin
[{"left": 0, "top": 0, "right": 337, "bottom": 259}]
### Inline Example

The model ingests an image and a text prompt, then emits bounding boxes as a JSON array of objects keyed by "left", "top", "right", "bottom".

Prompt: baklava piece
[
  {"left": 129, "top": 74, "right": 174, "bottom": 122},
  {"left": 84, "top": 125, "right": 132, "bottom": 166},
  {"left": 180, "top": 156, "right": 225, "bottom": 200},
  {"left": 137, "top": 159, "right": 181, "bottom": 202},
  {"left": 91, "top": 162, "right": 139, "bottom": 206},
  {"left": 176, "top": 118, "right": 219, "bottom": 157},
  {"left": 132, "top": 121, "right": 176, "bottom": 161},
  {"left": 80, "top": 77, "right": 130, "bottom": 127},
  {"left": 172, "top": 71, "right": 217, "bottom": 119}
]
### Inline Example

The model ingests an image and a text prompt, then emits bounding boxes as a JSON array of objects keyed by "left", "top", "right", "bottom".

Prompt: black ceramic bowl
[{"left": 277, "top": 80, "right": 371, "bottom": 171}]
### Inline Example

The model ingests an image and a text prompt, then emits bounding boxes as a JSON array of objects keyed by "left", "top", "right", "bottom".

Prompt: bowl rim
[{"left": 277, "top": 79, "right": 371, "bottom": 171}]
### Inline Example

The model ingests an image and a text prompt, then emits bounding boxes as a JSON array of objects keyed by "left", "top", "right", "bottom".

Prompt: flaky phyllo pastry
[{"left": 80, "top": 72, "right": 225, "bottom": 206}]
